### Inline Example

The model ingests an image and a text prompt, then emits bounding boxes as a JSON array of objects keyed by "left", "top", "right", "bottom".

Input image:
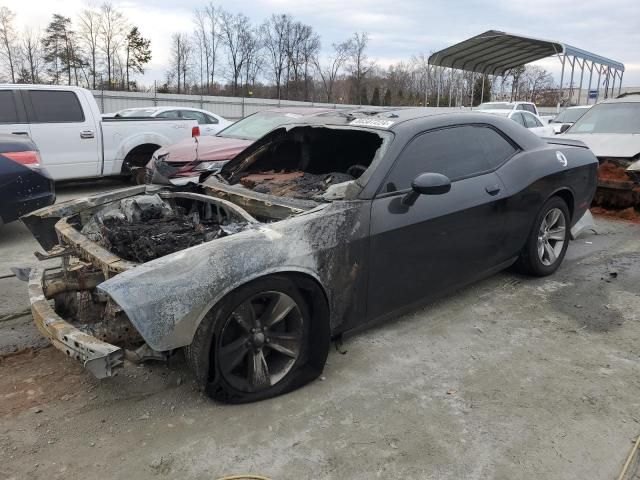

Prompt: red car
[{"left": 146, "top": 107, "right": 335, "bottom": 182}]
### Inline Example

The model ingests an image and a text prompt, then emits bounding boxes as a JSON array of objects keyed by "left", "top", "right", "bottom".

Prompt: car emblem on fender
[{"left": 556, "top": 151, "right": 568, "bottom": 167}]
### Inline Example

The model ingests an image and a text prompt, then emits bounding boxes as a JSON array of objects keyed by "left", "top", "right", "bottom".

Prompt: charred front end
[{"left": 24, "top": 187, "right": 258, "bottom": 378}]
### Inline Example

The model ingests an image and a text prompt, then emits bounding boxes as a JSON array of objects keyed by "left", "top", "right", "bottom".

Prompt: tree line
[{"left": 0, "top": 2, "right": 560, "bottom": 106}]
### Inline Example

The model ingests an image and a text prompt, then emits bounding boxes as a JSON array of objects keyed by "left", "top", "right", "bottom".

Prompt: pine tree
[
  {"left": 371, "top": 87, "right": 380, "bottom": 106},
  {"left": 125, "top": 27, "right": 151, "bottom": 91},
  {"left": 42, "top": 14, "right": 81, "bottom": 85}
]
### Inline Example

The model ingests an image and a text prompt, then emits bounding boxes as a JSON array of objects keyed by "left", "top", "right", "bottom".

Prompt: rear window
[
  {"left": 0, "top": 91, "right": 19, "bottom": 123},
  {"left": 28, "top": 90, "right": 85, "bottom": 123}
]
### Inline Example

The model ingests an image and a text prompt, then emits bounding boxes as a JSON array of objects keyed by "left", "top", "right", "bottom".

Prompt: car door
[
  {"left": 0, "top": 90, "right": 31, "bottom": 138},
  {"left": 23, "top": 89, "right": 100, "bottom": 180},
  {"left": 367, "top": 125, "right": 517, "bottom": 320}
]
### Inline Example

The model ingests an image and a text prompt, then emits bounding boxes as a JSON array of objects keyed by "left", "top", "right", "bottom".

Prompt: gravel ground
[{"left": 1, "top": 182, "right": 639, "bottom": 479}]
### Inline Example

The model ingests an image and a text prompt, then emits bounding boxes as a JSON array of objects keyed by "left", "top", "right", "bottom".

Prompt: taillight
[
  {"left": 192, "top": 126, "right": 200, "bottom": 137},
  {"left": 3, "top": 150, "right": 41, "bottom": 170}
]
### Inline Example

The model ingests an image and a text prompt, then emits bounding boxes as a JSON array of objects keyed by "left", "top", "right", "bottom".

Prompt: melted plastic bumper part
[{"left": 28, "top": 267, "right": 123, "bottom": 378}]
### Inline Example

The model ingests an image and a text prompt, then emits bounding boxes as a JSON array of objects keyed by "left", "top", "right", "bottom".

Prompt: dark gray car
[{"left": 23, "top": 109, "right": 597, "bottom": 403}]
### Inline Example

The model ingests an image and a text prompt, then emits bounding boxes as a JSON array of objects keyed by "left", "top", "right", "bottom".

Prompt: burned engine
[{"left": 80, "top": 193, "right": 248, "bottom": 262}]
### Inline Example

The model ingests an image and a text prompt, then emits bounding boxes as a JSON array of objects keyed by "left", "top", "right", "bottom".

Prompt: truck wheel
[
  {"left": 185, "top": 276, "right": 329, "bottom": 403},
  {"left": 516, "top": 196, "right": 570, "bottom": 276}
]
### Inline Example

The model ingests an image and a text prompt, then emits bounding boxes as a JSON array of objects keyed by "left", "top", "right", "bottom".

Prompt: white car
[
  {"left": 114, "top": 107, "right": 231, "bottom": 136},
  {"left": 483, "top": 109, "right": 555, "bottom": 137},
  {"left": 0, "top": 85, "right": 200, "bottom": 181},
  {"left": 561, "top": 94, "right": 640, "bottom": 180},
  {"left": 549, "top": 106, "right": 591, "bottom": 134},
  {"left": 476, "top": 101, "right": 540, "bottom": 116}
]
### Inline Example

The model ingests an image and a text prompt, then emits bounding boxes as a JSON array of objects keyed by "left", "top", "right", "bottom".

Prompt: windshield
[
  {"left": 477, "top": 103, "right": 511, "bottom": 110},
  {"left": 553, "top": 108, "right": 589, "bottom": 124},
  {"left": 218, "top": 111, "right": 305, "bottom": 140},
  {"left": 568, "top": 103, "right": 640, "bottom": 134},
  {"left": 117, "top": 109, "right": 157, "bottom": 117}
]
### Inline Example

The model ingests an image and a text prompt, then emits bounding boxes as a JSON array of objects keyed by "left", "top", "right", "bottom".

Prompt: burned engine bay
[
  {"left": 73, "top": 192, "right": 253, "bottom": 263},
  {"left": 222, "top": 126, "right": 386, "bottom": 200}
]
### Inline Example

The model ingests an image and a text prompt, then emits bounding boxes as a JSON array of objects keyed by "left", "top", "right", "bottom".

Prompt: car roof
[{"left": 602, "top": 94, "right": 640, "bottom": 104}]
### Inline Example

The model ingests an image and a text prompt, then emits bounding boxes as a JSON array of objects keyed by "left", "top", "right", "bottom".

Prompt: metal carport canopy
[{"left": 428, "top": 30, "right": 624, "bottom": 76}]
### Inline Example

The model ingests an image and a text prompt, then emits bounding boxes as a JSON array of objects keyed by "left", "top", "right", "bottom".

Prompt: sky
[{"left": 4, "top": 0, "right": 640, "bottom": 86}]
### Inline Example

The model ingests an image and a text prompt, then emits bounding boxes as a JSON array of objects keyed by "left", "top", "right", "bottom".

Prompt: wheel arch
[
  {"left": 550, "top": 187, "right": 575, "bottom": 222},
  {"left": 120, "top": 143, "right": 162, "bottom": 174},
  {"left": 187, "top": 268, "right": 332, "bottom": 348}
]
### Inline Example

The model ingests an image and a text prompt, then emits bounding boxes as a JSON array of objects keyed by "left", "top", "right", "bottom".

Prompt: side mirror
[
  {"left": 559, "top": 124, "right": 571, "bottom": 133},
  {"left": 402, "top": 172, "right": 451, "bottom": 206}
]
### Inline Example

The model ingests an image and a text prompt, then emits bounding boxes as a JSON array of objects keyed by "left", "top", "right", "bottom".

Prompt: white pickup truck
[{"left": 0, "top": 85, "right": 198, "bottom": 181}]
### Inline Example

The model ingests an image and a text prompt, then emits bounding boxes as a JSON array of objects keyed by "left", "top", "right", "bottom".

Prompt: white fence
[
  {"left": 91, "top": 89, "right": 570, "bottom": 118},
  {"left": 91, "top": 90, "right": 362, "bottom": 119}
]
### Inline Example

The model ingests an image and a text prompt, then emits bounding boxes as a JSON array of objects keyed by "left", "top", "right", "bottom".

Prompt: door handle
[
  {"left": 80, "top": 130, "right": 95, "bottom": 139},
  {"left": 485, "top": 184, "right": 501, "bottom": 196},
  {"left": 11, "top": 131, "right": 29, "bottom": 136}
]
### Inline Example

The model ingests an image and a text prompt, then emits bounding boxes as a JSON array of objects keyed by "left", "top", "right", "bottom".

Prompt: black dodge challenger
[{"left": 23, "top": 109, "right": 597, "bottom": 403}]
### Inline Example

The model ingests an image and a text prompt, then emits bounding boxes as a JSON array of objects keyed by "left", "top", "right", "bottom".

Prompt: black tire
[
  {"left": 185, "top": 275, "right": 330, "bottom": 403},
  {"left": 516, "top": 196, "right": 570, "bottom": 277}
]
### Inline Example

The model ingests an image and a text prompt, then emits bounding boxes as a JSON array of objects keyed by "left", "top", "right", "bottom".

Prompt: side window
[
  {"left": 516, "top": 104, "right": 525, "bottom": 110},
  {"left": 205, "top": 114, "right": 219, "bottom": 124},
  {"left": 511, "top": 112, "right": 526, "bottom": 127},
  {"left": 156, "top": 110, "right": 180, "bottom": 119},
  {"left": 522, "top": 112, "right": 540, "bottom": 128},
  {"left": 28, "top": 90, "right": 84, "bottom": 123},
  {"left": 180, "top": 110, "right": 208, "bottom": 125},
  {"left": 524, "top": 104, "right": 536, "bottom": 114},
  {"left": 384, "top": 125, "right": 517, "bottom": 191},
  {"left": 0, "top": 91, "right": 19, "bottom": 123}
]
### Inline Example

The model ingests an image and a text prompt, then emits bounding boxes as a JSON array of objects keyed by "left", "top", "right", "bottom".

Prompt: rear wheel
[
  {"left": 186, "top": 276, "right": 329, "bottom": 403},
  {"left": 516, "top": 196, "right": 570, "bottom": 276}
]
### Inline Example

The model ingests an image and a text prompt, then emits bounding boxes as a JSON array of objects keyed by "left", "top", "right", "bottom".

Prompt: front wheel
[
  {"left": 186, "top": 276, "right": 329, "bottom": 403},
  {"left": 516, "top": 196, "right": 570, "bottom": 276}
]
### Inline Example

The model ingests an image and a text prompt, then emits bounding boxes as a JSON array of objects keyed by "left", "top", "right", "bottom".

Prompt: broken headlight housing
[{"left": 194, "top": 161, "right": 227, "bottom": 172}]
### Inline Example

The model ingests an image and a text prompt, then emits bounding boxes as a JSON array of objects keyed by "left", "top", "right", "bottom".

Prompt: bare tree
[
  {"left": 193, "top": 9, "right": 209, "bottom": 92},
  {"left": 300, "top": 30, "right": 320, "bottom": 101},
  {"left": 99, "top": 2, "right": 127, "bottom": 88},
  {"left": 20, "top": 28, "right": 43, "bottom": 83},
  {"left": 168, "top": 33, "right": 190, "bottom": 93},
  {"left": 0, "top": 6, "right": 18, "bottom": 82},
  {"left": 261, "top": 14, "right": 289, "bottom": 100},
  {"left": 347, "top": 32, "right": 374, "bottom": 103},
  {"left": 205, "top": 4, "right": 222, "bottom": 91},
  {"left": 78, "top": 7, "right": 102, "bottom": 89},
  {"left": 219, "top": 11, "right": 251, "bottom": 95},
  {"left": 314, "top": 40, "right": 351, "bottom": 103}
]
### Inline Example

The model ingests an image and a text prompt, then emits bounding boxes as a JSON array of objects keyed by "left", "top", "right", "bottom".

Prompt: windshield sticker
[{"left": 349, "top": 118, "right": 395, "bottom": 128}]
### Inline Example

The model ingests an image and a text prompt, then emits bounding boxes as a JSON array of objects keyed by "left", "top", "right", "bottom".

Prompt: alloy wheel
[
  {"left": 218, "top": 291, "right": 303, "bottom": 392},
  {"left": 537, "top": 207, "right": 566, "bottom": 266}
]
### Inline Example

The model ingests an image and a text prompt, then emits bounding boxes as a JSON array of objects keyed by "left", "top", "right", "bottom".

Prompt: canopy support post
[
  {"left": 586, "top": 61, "right": 594, "bottom": 105},
  {"left": 480, "top": 74, "right": 485, "bottom": 105},
  {"left": 576, "top": 59, "right": 585, "bottom": 105},
  {"left": 557, "top": 53, "right": 566, "bottom": 113}
]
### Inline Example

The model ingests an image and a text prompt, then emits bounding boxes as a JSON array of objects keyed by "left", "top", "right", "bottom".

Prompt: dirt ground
[{"left": 1, "top": 182, "right": 640, "bottom": 479}]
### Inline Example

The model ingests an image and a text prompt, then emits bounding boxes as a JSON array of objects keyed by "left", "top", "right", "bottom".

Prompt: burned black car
[{"left": 23, "top": 109, "right": 597, "bottom": 403}]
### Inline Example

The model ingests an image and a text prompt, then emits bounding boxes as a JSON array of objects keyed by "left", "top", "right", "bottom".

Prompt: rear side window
[
  {"left": 523, "top": 104, "right": 536, "bottom": 114},
  {"left": 28, "top": 90, "right": 85, "bottom": 123},
  {"left": 511, "top": 112, "right": 526, "bottom": 127},
  {"left": 156, "top": 110, "right": 180, "bottom": 119},
  {"left": 523, "top": 112, "right": 542, "bottom": 128},
  {"left": 180, "top": 110, "right": 208, "bottom": 124},
  {"left": 385, "top": 125, "right": 517, "bottom": 191},
  {"left": 0, "top": 91, "right": 19, "bottom": 123}
]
